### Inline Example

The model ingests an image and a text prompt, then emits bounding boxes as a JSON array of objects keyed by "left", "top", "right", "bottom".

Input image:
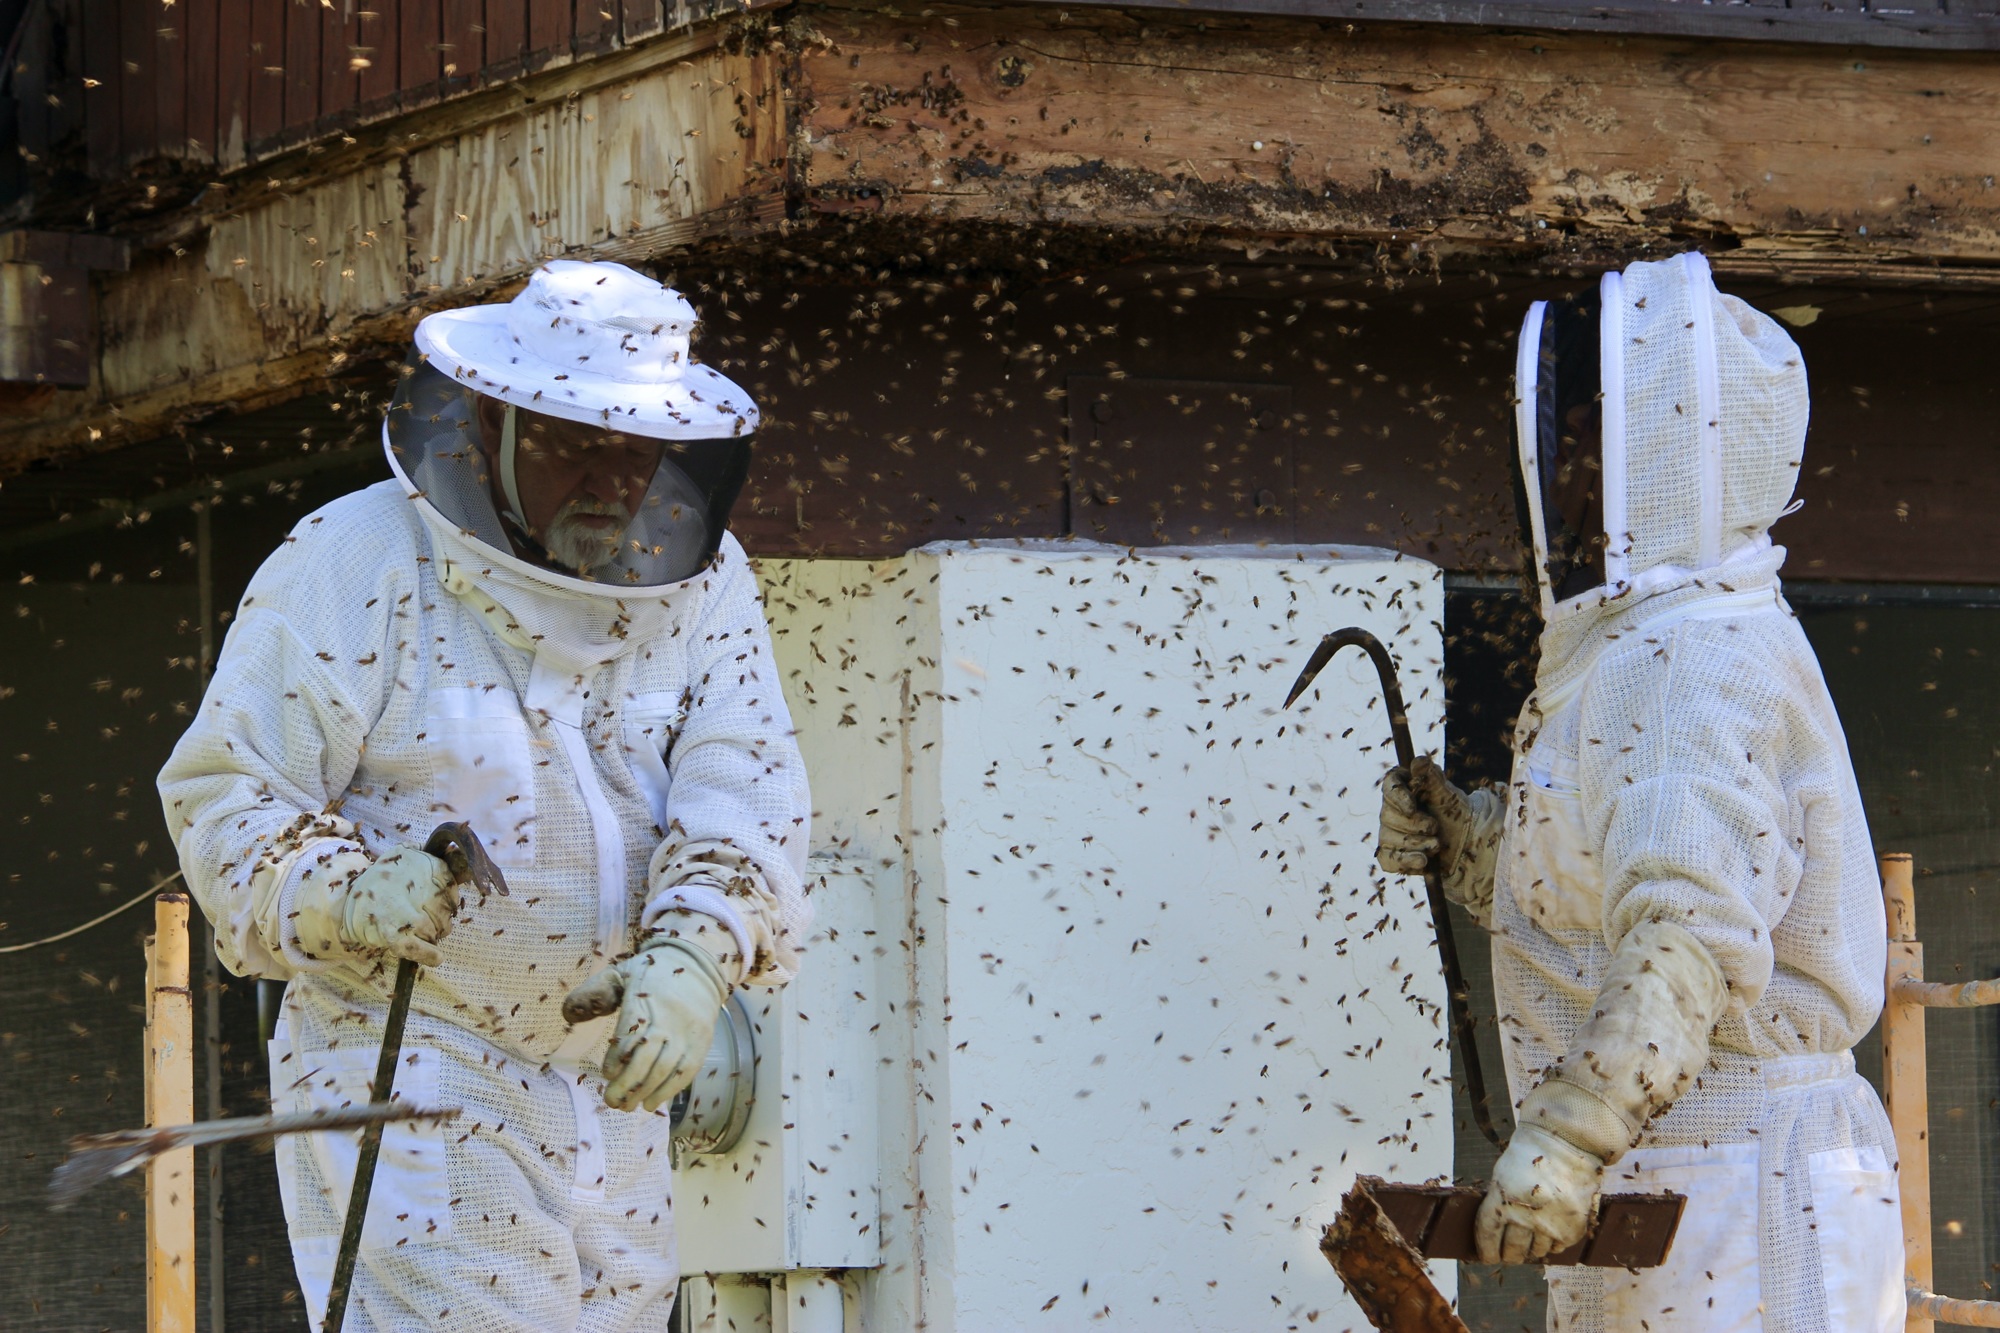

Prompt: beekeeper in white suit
[
  {"left": 1378, "top": 252, "right": 1902, "bottom": 1331},
  {"left": 159, "top": 259, "right": 811, "bottom": 1331}
]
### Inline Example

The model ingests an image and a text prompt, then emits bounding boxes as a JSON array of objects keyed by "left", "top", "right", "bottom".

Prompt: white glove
[
  {"left": 1475, "top": 1123, "right": 1604, "bottom": 1264},
  {"left": 290, "top": 846, "right": 458, "bottom": 968},
  {"left": 562, "top": 924, "right": 730, "bottom": 1113},
  {"left": 1378, "top": 755, "right": 1502, "bottom": 919}
]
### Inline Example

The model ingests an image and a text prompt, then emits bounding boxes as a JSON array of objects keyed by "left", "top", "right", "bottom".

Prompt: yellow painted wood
[{"left": 146, "top": 894, "right": 196, "bottom": 1333}]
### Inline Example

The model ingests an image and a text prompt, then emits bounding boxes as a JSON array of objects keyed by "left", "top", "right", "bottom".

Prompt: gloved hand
[
  {"left": 562, "top": 931, "right": 730, "bottom": 1113},
  {"left": 1476, "top": 920, "right": 1730, "bottom": 1265},
  {"left": 1378, "top": 755, "right": 1503, "bottom": 919},
  {"left": 1475, "top": 1122, "right": 1605, "bottom": 1264},
  {"left": 291, "top": 846, "right": 459, "bottom": 968}
]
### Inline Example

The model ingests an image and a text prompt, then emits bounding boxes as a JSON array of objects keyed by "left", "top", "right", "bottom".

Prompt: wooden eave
[
  {"left": 996, "top": 0, "right": 2000, "bottom": 52},
  {"left": 12, "top": 0, "right": 2000, "bottom": 467}
]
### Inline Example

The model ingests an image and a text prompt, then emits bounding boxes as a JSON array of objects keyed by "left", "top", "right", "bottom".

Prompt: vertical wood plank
[
  {"left": 573, "top": 0, "right": 616, "bottom": 54},
  {"left": 145, "top": 894, "right": 196, "bottom": 1333},
  {"left": 118, "top": 0, "right": 155, "bottom": 164},
  {"left": 439, "top": 0, "right": 482, "bottom": 94},
  {"left": 185, "top": 0, "right": 219, "bottom": 161},
  {"left": 525, "top": 0, "right": 571, "bottom": 71},
  {"left": 621, "top": 0, "right": 663, "bottom": 45},
  {"left": 215, "top": 0, "right": 253, "bottom": 165},
  {"left": 321, "top": 0, "right": 359, "bottom": 128},
  {"left": 80, "top": 0, "right": 120, "bottom": 176},
  {"left": 398, "top": 0, "right": 443, "bottom": 110},
  {"left": 1880, "top": 852, "right": 1933, "bottom": 1333},
  {"left": 155, "top": 0, "right": 190, "bottom": 159},
  {"left": 485, "top": 0, "right": 527, "bottom": 79},
  {"left": 356, "top": 0, "right": 401, "bottom": 112},
  {"left": 247, "top": 0, "right": 286, "bottom": 152},
  {"left": 284, "top": 0, "right": 321, "bottom": 142}
]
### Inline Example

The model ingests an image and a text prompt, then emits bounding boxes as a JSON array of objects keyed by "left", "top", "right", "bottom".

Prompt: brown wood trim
[{"left": 998, "top": 0, "right": 2000, "bottom": 52}]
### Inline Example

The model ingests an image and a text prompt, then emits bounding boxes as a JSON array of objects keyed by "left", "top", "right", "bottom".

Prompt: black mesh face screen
[
  {"left": 1536, "top": 290, "right": 1607, "bottom": 603},
  {"left": 385, "top": 359, "right": 751, "bottom": 586}
]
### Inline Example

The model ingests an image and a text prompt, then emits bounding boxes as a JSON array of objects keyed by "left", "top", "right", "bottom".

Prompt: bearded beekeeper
[
  {"left": 158, "top": 259, "right": 810, "bottom": 1330},
  {"left": 1377, "top": 252, "right": 1902, "bottom": 1331}
]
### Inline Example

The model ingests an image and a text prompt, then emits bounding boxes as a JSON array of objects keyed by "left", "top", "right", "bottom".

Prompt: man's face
[{"left": 474, "top": 395, "right": 664, "bottom": 576}]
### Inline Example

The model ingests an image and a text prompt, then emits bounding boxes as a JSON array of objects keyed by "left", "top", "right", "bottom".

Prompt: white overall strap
[
  {"left": 498, "top": 404, "right": 528, "bottom": 530},
  {"left": 1598, "top": 268, "right": 1630, "bottom": 593},
  {"left": 1514, "top": 299, "right": 1556, "bottom": 621},
  {"left": 1682, "top": 251, "right": 1726, "bottom": 570}
]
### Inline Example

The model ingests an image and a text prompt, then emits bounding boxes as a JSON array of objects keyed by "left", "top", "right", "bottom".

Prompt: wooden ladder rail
[{"left": 1882, "top": 852, "right": 2000, "bottom": 1331}]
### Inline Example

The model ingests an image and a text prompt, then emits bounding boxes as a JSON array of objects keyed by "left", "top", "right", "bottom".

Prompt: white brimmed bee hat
[{"left": 412, "top": 258, "right": 758, "bottom": 439}]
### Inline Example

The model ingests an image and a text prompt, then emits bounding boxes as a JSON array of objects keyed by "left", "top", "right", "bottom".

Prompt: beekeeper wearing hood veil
[
  {"left": 1377, "top": 252, "right": 1902, "bottom": 1331},
  {"left": 158, "top": 259, "right": 811, "bottom": 1331}
]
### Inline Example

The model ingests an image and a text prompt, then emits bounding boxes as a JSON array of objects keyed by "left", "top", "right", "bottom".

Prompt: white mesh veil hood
[{"left": 1514, "top": 252, "right": 1810, "bottom": 629}]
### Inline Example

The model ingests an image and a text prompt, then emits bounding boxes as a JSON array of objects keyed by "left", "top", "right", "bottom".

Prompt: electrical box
[{"left": 683, "top": 541, "right": 1449, "bottom": 1331}]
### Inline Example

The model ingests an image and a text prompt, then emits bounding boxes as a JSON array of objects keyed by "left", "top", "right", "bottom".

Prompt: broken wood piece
[
  {"left": 1354, "top": 1176, "right": 1687, "bottom": 1268},
  {"left": 1322, "top": 1177, "right": 1472, "bottom": 1333}
]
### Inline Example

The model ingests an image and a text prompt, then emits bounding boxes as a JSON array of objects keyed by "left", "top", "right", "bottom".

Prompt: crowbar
[
  {"left": 322, "top": 820, "right": 507, "bottom": 1333},
  {"left": 1285, "top": 627, "right": 1500, "bottom": 1147}
]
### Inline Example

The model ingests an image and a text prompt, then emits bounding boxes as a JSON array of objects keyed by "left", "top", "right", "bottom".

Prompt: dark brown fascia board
[{"left": 989, "top": 0, "right": 2000, "bottom": 52}]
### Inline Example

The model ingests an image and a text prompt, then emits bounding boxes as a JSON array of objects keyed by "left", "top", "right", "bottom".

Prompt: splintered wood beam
[
  {"left": 799, "top": 1, "right": 2000, "bottom": 270},
  {"left": 1323, "top": 1178, "right": 1470, "bottom": 1333}
]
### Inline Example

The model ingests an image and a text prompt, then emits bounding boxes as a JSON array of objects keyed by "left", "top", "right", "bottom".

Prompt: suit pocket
[
  {"left": 284, "top": 1045, "right": 455, "bottom": 1252},
  {"left": 622, "top": 689, "right": 686, "bottom": 836},
  {"left": 1512, "top": 764, "right": 1602, "bottom": 932},
  {"left": 1808, "top": 1145, "right": 1903, "bottom": 1333},
  {"left": 1601, "top": 1142, "right": 1762, "bottom": 1331},
  {"left": 425, "top": 688, "right": 539, "bottom": 868}
]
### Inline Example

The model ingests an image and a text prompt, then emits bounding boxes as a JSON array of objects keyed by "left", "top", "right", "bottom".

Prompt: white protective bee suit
[
  {"left": 159, "top": 261, "right": 811, "bottom": 1332},
  {"left": 1393, "top": 253, "right": 1901, "bottom": 1332}
]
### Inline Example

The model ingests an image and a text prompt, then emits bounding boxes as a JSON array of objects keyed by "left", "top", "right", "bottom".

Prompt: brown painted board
[
  {"left": 117, "top": 0, "right": 153, "bottom": 165},
  {"left": 525, "top": 0, "right": 572, "bottom": 71},
  {"left": 574, "top": 0, "right": 617, "bottom": 52},
  {"left": 185, "top": 0, "right": 218, "bottom": 161},
  {"left": 320, "top": 0, "right": 360, "bottom": 128},
  {"left": 356, "top": 2, "right": 402, "bottom": 113},
  {"left": 284, "top": 0, "right": 321, "bottom": 141},
  {"left": 215, "top": 0, "right": 252, "bottom": 167},
  {"left": 154, "top": 0, "right": 191, "bottom": 161},
  {"left": 484, "top": 0, "right": 527, "bottom": 79},
  {"left": 398, "top": 0, "right": 443, "bottom": 110},
  {"left": 9, "top": 12, "right": 50, "bottom": 160},
  {"left": 1362, "top": 1180, "right": 1686, "bottom": 1269},
  {"left": 247, "top": 0, "right": 286, "bottom": 150},
  {"left": 622, "top": 0, "right": 664, "bottom": 43},
  {"left": 80, "top": 0, "right": 120, "bottom": 176},
  {"left": 440, "top": 0, "right": 482, "bottom": 93}
]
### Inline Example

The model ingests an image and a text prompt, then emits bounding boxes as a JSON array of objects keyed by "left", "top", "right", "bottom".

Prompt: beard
[{"left": 543, "top": 499, "right": 631, "bottom": 576}]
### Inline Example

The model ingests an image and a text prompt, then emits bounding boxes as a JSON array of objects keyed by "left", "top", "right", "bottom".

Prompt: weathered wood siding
[
  {"left": 14, "top": 0, "right": 775, "bottom": 179},
  {"left": 799, "top": 2, "right": 2000, "bottom": 273}
]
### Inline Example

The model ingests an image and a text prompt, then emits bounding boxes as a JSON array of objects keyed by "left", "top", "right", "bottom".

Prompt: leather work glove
[
  {"left": 291, "top": 846, "right": 459, "bottom": 968},
  {"left": 1474, "top": 1121, "right": 1605, "bottom": 1264},
  {"left": 1377, "top": 755, "right": 1503, "bottom": 918},
  {"left": 562, "top": 930, "right": 730, "bottom": 1113}
]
